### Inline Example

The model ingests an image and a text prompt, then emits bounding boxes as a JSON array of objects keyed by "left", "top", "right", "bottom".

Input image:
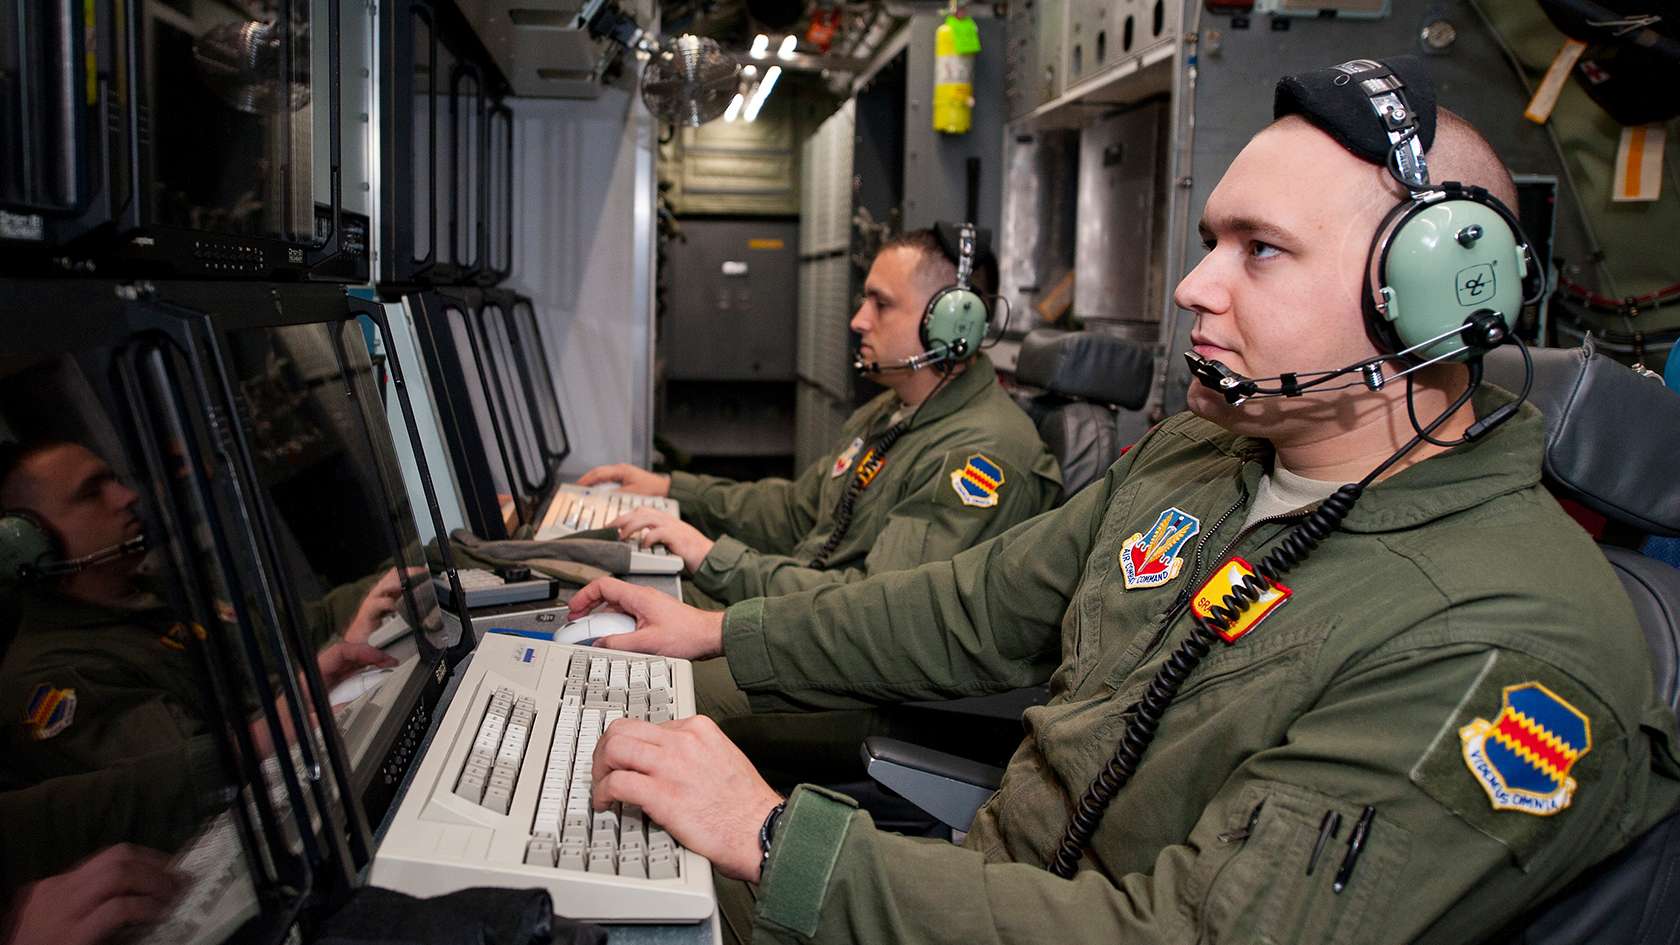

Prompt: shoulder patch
[
  {"left": 949, "top": 453, "right": 1005, "bottom": 508},
  {"left": 1410, "top": 651, "right": 1612, "bottom": 867},
  {"left": 1459, "top": 681, "right": 1591, "bottom": 816},
  {"left": 24, "top": 683, "right": 76, "bottom": 740}
]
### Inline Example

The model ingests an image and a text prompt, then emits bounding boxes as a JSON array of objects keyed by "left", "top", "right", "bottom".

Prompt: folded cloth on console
[
  {"left": 428, "top": 530, "right": 634, "bottom": 585},
  {"left": 315, "top": 885, "right": 607, "bottom": 945}
]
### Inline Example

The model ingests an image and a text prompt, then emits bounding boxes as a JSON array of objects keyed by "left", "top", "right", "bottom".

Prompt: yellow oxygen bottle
[{"left": 933, "top": 12, "right": 980, "bottom": 134}]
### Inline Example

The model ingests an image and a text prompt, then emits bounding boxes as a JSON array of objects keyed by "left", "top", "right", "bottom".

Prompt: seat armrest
[{"left": 861, "top": 737, "right": 1004, "bottom": 833}]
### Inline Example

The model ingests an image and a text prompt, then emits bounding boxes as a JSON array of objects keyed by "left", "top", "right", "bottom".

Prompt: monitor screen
[
  {"left": 0, "top": 324, "right": 333, "bottom": 941},
  {"left": 209, "top": 308, "right": 464, "bottom": 831}
]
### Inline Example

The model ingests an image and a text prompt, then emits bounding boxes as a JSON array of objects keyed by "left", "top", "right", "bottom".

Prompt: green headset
[
  {"left": 1188, "top": 58, "right": 1541, "bottom": 415},
  {"left": 1347, "top": 59, "right": 1542, "bottom": 364},
  {"left": 852, "top": 222, "right": 994, "bottom": 374},
  {"left": 0, "top": 442, "right": 150, "bottom": 585},
  {"left": 917, "top": 222, "right": 992, "bottom": 369},
  {"left": 0, "top": 508, "right": 71, "bottom": 586}
]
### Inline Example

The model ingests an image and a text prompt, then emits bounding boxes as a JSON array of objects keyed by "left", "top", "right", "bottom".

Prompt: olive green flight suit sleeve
[
  {"left": 720, "top": 443, "right": 1146, "bottom": 709},
  {"left": 690, "top": 448, "right": 1060, "bottom": 603},
  {"left": 0, "top": 747, "right": 224, "bottom": 896},
  {"left": 668, "top": 460, "right": 826, "bottom": 555},
  {"left": 748, "top": 641, "right": 1659, "bottom": 945}
]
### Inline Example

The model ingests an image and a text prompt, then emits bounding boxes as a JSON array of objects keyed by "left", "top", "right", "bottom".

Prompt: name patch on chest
[
  {"left": 1191, "top": 556, "right": 1291, "bottom": 643},
  {"left": 1119, "top": 507, "right": 1200, "bottom": 589}
]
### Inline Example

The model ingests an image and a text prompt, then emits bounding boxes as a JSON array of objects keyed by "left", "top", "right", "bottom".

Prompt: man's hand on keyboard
[
  {"left": 343, "top": 566, "right": 428, "bottom": 645},
  {"left": 2, "top": 844, "right": 184, "bottom": 945},
  {"left": 567, "top": 577, "right": 725, "bottom": 660},
  {"left": 577, "top": 463, "right": 671, "bottom": 497},
  {"left": 609, "top": 508, "right": 712, "bottom": 572},
  {"left": 591, "top": 715, "right": 782, "bottom": 883}
]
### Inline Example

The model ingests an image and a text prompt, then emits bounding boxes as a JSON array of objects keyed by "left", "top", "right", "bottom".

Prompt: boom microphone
[
  {"left": 28, "top": 534, "right": 151, "bottom": 578},
  {"left": 1185, "top": 311, "right": 1511, "bottom": 407},
  {"left": 852, "top": 340, "right": 964, "bottom": 376}
]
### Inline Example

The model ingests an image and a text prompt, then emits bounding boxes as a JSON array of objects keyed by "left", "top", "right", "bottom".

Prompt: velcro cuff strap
[
  {"left": 721, "top": 598, "right": 776, "bottom": 687},
  {"left": 757, "top": 785, "right": 860, "bottom": 938},
  {"left": 693, "top": 534, "right": 751, "bottom": 596}
]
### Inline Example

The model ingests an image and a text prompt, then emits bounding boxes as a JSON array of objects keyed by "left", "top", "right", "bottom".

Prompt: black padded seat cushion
[
  {"left": 1014, "top": 330, "right": 1153, "bottom": 409},
  {"left": 1040, "top": 402, "right": 1121, "bottom": 500},
  {"left": 1607, "top": 545, "right": 1680, "bottom": 711},
  {"left": 1485, "top": 339, "right": 1680, "bottom": 537}
]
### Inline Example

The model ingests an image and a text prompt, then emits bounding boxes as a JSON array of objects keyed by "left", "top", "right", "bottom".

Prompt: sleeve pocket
[{"left": 1196, "top": 780, "right": 1412, "bottom": 945}]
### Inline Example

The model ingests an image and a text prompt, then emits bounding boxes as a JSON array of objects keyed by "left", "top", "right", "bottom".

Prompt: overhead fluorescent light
[
  {"left": 777, "top": 35, "right": 797, "bottom": 60},
  {"left": 749, "top": 34, "right": 769, "bottom": 59},
  {"left": 743, "top": 65, "right": 781, "bottom": 122},
  {"left": 724, "top": 92, "right": 745, "bottom": 122},
  {"left": 742, "top": 64, "right": 758, "bottom": 78}
]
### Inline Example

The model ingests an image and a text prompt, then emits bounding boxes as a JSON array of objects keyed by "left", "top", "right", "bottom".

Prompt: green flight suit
[
  {"left": 0, "top": 591, "right": 228, "bottom": 893},
  {"left": 669, "top": 355, "right": 1060, "bottom": 780},
  {"left": 668, "top": 354, "right": 1061, "bottom": 606},
  {"left": 716, "top": 387, "right": 1680, "bottom": 945},
  {"left": 0, "top": 577, "right": 374, "bottom": 893}
]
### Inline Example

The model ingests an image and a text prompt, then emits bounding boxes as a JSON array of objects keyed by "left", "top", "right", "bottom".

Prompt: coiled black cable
[
  {"left": 1045, "top": 483, "right": 1361, "bottom": 877},
  {"left": 1045, "top": 349, "right": 1509, "bottom": 878},
  {"left": 807, "top": 418, "right": 910, "bottom": 569}
]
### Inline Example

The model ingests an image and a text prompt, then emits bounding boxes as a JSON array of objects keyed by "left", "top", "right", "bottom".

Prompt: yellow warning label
[{"left": 748, "top": 239, "right": 785, "bottom": 250}]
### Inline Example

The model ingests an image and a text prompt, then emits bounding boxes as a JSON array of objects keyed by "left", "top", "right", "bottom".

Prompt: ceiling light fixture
[{"left": 743, "top": 65, "right": 780, "bottom": 122}]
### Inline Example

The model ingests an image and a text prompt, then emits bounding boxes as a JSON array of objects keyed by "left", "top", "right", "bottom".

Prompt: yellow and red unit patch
[
  {"left": 949, "top": 453, "right": 1005, "bottom": 508},
  {"left": 24, "top": 683, "right": 76, "bottom": 740},
  {"left": 1191, "top": 556, "right": 1291, "bottom": 643},
  {"left": 1459, "top": 681, "right": 1591, "bottom": 816}
]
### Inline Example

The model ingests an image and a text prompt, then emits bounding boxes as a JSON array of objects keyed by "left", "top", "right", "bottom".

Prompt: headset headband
[
  {"left": 1331, "top": 59, "right": 1431, "bottom": 191},
  {"left": 954, "top": 223, "right": 975, "bottom": 290}
]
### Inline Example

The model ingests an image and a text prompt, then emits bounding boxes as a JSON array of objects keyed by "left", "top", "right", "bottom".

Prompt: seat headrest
[
  {"left": 1014, "top": 329, "right": 1153, "bottom": 409},
  {"left": 1485, "top": 338, "right": 1680, "bottom": 537}
]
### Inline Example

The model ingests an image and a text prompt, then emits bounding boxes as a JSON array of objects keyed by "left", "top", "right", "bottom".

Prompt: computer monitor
[
  {"left": 405, "top": 288, "right": 566, "bottom": 539},
  {"left": 0, "top": 280, "right": 389, "bottom": 942},
  {"left": 173, "top": 283, "right": 472, "bottom": 837}
]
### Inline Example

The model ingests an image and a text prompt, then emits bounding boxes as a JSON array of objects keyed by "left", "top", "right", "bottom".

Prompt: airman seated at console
[
  {"left": 0, "top": 439, "right": 399, "bottom": 891},
  {"left": 579, "top": 225, "right": 1061, "bottom": 608},
  {"left": 562, "top": 58, "right": 1680, "bottom": 945}
]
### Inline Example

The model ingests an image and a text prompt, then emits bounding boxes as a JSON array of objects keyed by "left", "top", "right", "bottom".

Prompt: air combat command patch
[
  {"left": 950, "top": 454, "right": 1005, "bottom": 508},
  {"left": 1459, "top": 681, "right": 1592, "bottom": 816},
  {"left": 1120, "top": 507, "right": 1201, "bottom": 590},
  {"left": 24, "top": 683, "right": 76, "bottom": 740},
  {"left": 831, "top": 437, "right": 865, "bottom": 479}
]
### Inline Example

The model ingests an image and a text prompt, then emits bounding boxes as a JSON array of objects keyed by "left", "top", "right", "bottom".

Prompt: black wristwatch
[{"left": 758, "top": 800, "right": 788, "bottom": 870}]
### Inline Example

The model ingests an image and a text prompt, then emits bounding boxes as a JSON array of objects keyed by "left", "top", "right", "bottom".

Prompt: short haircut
[
  {"left": 0, "top": 440, "right": 65, "bottom": 509},
  {"left": 878, "top": 228, "right": 1000, "bottom": 302},
  {"left": 1429, "top": 108, "right": 1518, "bottom": 209}
]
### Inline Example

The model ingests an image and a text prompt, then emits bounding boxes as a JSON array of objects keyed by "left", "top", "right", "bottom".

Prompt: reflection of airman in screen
[{"left": 0, "top": 440, "right": 396, "bottom": 893}]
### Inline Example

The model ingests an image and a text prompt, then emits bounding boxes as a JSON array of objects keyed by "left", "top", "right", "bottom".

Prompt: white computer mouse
[{"left": 553, "top": 611, "right": 638, "bottom": 646}]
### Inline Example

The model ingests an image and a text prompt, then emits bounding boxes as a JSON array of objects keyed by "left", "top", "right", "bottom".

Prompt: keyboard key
[
  {"left": 525, "top": 838, "right": 556, "bottom": 867},
  {"left": 557, "top": 842, "right": 587, "bottom": 871},
  {"left": 647, "top": 849, "right": 679, "bottom": 880}
]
